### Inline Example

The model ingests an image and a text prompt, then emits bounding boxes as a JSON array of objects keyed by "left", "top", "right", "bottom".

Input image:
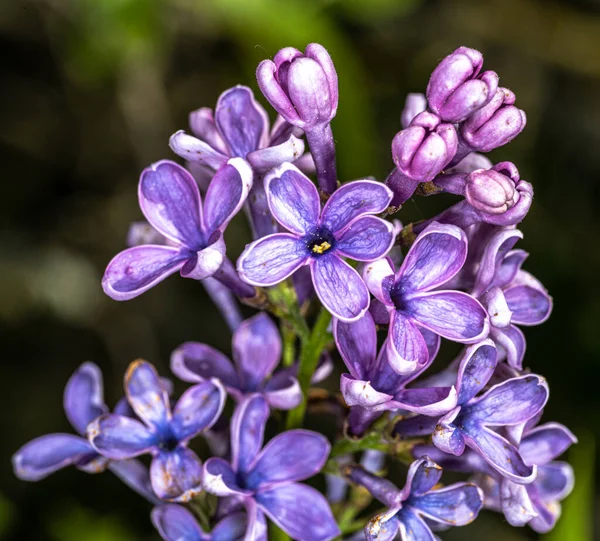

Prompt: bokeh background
[{"left": 1, "top": 0, "right": 598, "bottom": 539}]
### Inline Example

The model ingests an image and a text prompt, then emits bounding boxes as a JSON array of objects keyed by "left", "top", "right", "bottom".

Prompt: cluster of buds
[{"left": 13, "top": 43, "right": 573, "bottom": 541}]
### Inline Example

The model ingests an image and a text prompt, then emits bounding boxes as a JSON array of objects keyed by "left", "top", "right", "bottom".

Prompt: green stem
[
  {"left": 281, "top": 321, "right": 296, "bottom": 367},
  {"left": 267, "top": 282, "right": 310, "bottom": 343},
  {"left": 286, "top": 307, "right": 332, "bottom": 429},
  {"left": 269, "top": 522, "right": 291, "bottom": 541}
]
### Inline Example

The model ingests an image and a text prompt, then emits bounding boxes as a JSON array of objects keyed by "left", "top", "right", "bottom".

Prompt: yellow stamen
[{"left": 312, "top": 241, "right": 331, "bottom": 254}]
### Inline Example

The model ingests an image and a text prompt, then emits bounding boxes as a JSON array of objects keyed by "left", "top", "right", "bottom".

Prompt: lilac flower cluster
[{"left": 14, "top": 44, "right": 574, "bottom": 540}]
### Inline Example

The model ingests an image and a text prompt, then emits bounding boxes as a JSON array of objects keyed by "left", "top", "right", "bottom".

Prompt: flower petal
[
  {"left": 536, "top": 462, "right": 574, "bottom": 501},
  {"left": 335, "top": 216, "right": 395, "bottom": 261},
  {"left": 64, "top": 362, "right": 108, "bottom": 436},
  {"left": 397, "top": 222, "right": 467, "bottom": 293},
  {"left": 233, "top": 313, "right": 282, "bottom": 391},
  {"left": 87, "top": 414, "right": 157, "bottom": 459},
  {"left": 340, "top": 374, "right": 393, "bottom": 409},
  {"left": 412, "top": 482, "right": 483, "bottom": 525},
  {"left": 321, "top": 180, "right": 392, "bottom": 233},
  {"left": 139, "top": 160, "right": 204, "bottom": 248},
  {"left": 406, "top": 290, "right": 489, "bottom": 342},
  {"left": 265, "top": 163, "right": 320, "bottom": 235},
  {"left": 170, "top": 342, "right": 239, "bottom": 388},
  {"left": 179, "top": 233, "right": 226, "bottom": 281},
  {"left": 171, "top": 380, "right": 226, "bottom": 443},
  {"left": 396, "top": 510, "right": 435, "bottom": 541},
  {"left": 386, "top": 310, "right": 429, "bottom": 375},
  {"left": 12, "top": 434, "right": 97, "bottom": 481},
  {"left": 365, "top": 513, "right": 401, "bottom": 541},
  {"left": 189, "top": 107, "right": 227, "bottom": 152},
  {"left": 246, "top": 430, "right": 330, "bottom": 489},
  {"left": 237, "top": 233, "right": 308, "bottom": 287},
  {"left": 231, "top": 395, "right": 270, "bottom": 474},
  {"left": 467, "top": 375, "right": 549, "bottom": 426},
  {"left": 262, "top": 374, "right": 302, "bottom": 410},
  {"left": 500, "top": 480, "right": 537, "bottom": 527},
  {"left": 151, "top": 504, "right": 204, "bottom": 541},
  {"left": 333, "top": 311, "right": 377, "bottom": 380},
  {"left": 169, "top": 131, "right": 229, "bottom": 169},
  {"left": 256, "top": 483, "right": 340, "bottom": 541},
  {"left": 125, "top": 360, "right": 171, "bottom": 431},
  {"left": 363, "top": 257, "right": 395, "bottom": 306},
  {"left": 108, "top": 459, "right": 159, "bottom": 504},
  {"left": 504, "top": 283, "right": 552, "bottom": 326},
  {"left": 311, "top": 255, "right": 369, "bottom": 322},
  {"left": 203, "top": 457, "right": 250, "bottom": 497},
  {"left": 247, "top": 135, "right": 305, "bottom": 172},
  {"left": 393, "top": 386, "right": 458, "bottom": 416},
  {"left": 203, "top": 158, "right": 253, "bottom": 233},
  {"left": 102, "top": 246, "right": 187, "bottom": 301},
  {"left": 215, "top": 86, "right": 269, "bottom": 157},
  {"left": 211, "top": 512, "right": 247, "bottom": 541},
  {"left": 491, "top": 324, "right": 526, "bottom": 370},
  {"left": 520, "top": 423, "right": 577, "bottom": 465},
  {"left": 150, "top": 447, "right": 203, "bottom": 502},
  {"left": 455, "top": 340, "right": 498, "bottom": 405}
]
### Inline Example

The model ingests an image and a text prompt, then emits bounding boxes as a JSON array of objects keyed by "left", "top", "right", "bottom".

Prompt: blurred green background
[{"left": 1, "top": 0, "right": 599, "bottom": 539}]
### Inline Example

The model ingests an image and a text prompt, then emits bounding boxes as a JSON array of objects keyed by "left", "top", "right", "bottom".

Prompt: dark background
[{"left": 0, "top": 0, "right": 598, "bottom": 539}]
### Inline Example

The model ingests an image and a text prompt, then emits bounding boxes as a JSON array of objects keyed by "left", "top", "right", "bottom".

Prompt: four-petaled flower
[
  {"left": 237, "top": 163, "right": 395, "bottom": 321},
  {"left": 87, "top": 360, "right": 225, "bottom": 501},
  {"left": 202, "top": 394, "right": 340, "bottom": 541}
]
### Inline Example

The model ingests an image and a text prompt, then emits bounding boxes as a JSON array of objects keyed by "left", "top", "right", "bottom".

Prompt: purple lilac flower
[
  {"left": 237, "top": 163, "right": 395, "bottom": 321},
  {"left": 170, "top": 85, "right": 310, "bottom": 237},
  {"left": 256, "top": 44, "right": 339, "bottom": 193},
  {"left": 347, "top": 457, "right": 483, "bottom": 540},
  {"left": 202, "top": 394, "right": 340, "bottom": 541},
  {"left": 171, "top": 313, "right": 331, "bottom": 410},
  {"left": 426, "top": 46, "right": 498, "bottom": 123},
  {"left": 333, "top": 311, "right": 457, "bottom": 428},
  {"left": 152, "top": 504, "right": 247, "bottom": 541},
  {"left": 12, "top": 362, "right": 157, "bottom": 502},
  {"left": 400, "top": 93, "right": 427, "bottom": 129},
  {"left": 395, "top": 340, "right": 549, "bottom": 483},
  {"left": 102, "top": 159, "right": 254, "bottom": 301},
  {"left": 87, "top": 360, "right": 225, "bottom": 501},
  {"left": 363, "top": 222, "right": 489, "bottom": 374}
]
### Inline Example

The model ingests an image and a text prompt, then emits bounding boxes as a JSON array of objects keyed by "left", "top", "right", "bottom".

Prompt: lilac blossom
[
  {"left": 363, "top": 222, "right": 489, "bottom": 374},
  {"left": 87, "top": 360, "right": 225, "bottom": 501},
  {"left": 347, "top": 457, "right": 483, "bottom": 540},
  {"left": 12, "top": 362, "right": 157, "bottom": 502},
  {"left": 202, "top": 395, "right": 340, "bottom": 541},
  {"left": 257, "top": 44, "right": 339, "bottom": 193},
  {"left": 395, "top": 341, "right": 549, "bottom": 483},
  {"left": 169, "top": 85, "right": 311, "bottom": 237},
  {"left": 237, "top": 163, "right": 395, "bottom": 321},
  {"left": 400, "top": 93, "right": 426, "bottom": 129},
  {"left": 152, "top": 504, "right": 247, "bottom": 541},
  {"left": 333, "top": 312, "right": 457, "bottom": 432},
  {"left": 171, "top": 312, "right": 331, "bottom": 410},
  {"left": 103, "top": 159, "right": 254, "bottom": 300}
]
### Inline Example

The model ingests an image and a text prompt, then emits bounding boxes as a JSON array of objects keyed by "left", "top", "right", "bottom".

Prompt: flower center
[
  {"left": 389, "top": 282, "right": 409, "bottom": 311},
  {"left": 159, "top": 433, "right": 180, "bottom": 452},
  {"left": 304, "top": 227, "right": 336, "bottom": 258}
]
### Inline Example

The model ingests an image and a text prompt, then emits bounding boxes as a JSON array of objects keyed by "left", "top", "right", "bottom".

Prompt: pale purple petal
[
  {"left": 170, "top": 342, "right": 240, "bottom": 388},
  {"left": 432, "top": 422, "right": 466, "bottom": 456},
  {"left": 403, "top": 457, "right": 443, "bottom": 496},
  {"left": 211, "top": 512, "right": 247, "bottom": 541},
  {"left": 189, "top": 107, "right": 227, "bottom": 152},
  {"left": 231, "top": 395, "right": 270, "bottom": 474},
  {"left": 393, "top": 386, "right": 457, "bottom": 416},
  {"left": 455, "top": 340, "right": 498, "bottom": 405},
  {"left": 150, "top": 447, "right": 203, "bottom": 502},
  {"left": 169, "top": 130, "right": 229, "bottom": 169},
  {"left": 504, "top": 284, "right": 552, "bottom": 326},
  {"left": 87, "top": 414, "right": 157, "bottom": 459},
  {"left": 365, "top": 513, "right": 401, "bottom": 541},
  {"left": 265, "top": 163, "right": 320, "bottom": 235},
  {"left": 139, "top": 160, "right": 204, "bottom": 248},
  {"left": 406, "top": 290, "right": 489, "bottom": 342},
  {"left": 13, "top": 434, "right": 97, "bottom": 481},
  {"left": 102, "top": 246, "right": 187, "bottom": 301},
  {"left": 397, "top": 511, "right": 434, "bottom": 541},
  {"left": 412, "top": 483, "right": 483, "bottom": 525},
  {"left": 247, "top": 135, "right": 305, "bottom": 172},
  {"left": 341, "top": 374, "right": 393, "bottom": 409},
  {"left": 520, "top": 423, "right": 577, "bottom": 465},
  {"left": 500, "top": 480, "right": 537, "bottom": 527},
  {"left": 536, "top": 462, "right": 574, "bottom": 501},
  {"left": 397, "top": 222, "right": 467, "bottom": 293},
  {"left": 421, "top": 328, "right": 441, "bottom": 364},
  {"left": 467, "top": 375, "right": 548, "bottom": 426},
  {"left": 321, "top": 180, "right": 393, "bottom": 233},
  {"left": 483, "top": 286, "right": 512, "bottom": 328},
  {"left": 171, "top": 381, "right": 226, "bottom": 443},
  {"left": 203, "top": 457, "right": 251, "bottom": 497},
  {"left": 463, "top": 426, "right": 536, "bottom": 483},
  {"left": 233, "top": 313, "right": 282, "bottom": 391},
  {"left": 387, "top": 310, "right": 429, "bottom": 375},
  {"left": 237, "top": 234, "right": 308, "bottom": 286},
  {"left": 311, "top": 255, "right": 369, "bottom": 322},
  {"left": 203, "top": 158, "right": 253, "bottom": 233},
  {"left": 492, "top": 249, "right": 529, "bottom": 290},
  {"left": 363, "top": 257, "right": 395, "bottom": 306},
  {"left": 179, "top": 233, "right": 226, "bottom": 281},
  {"left": 335, "top": 216, "right": 395, "bottom": 261},
  {"left": 108, "top": 459, "right": 158, "bottom": 504},
  {"left": 246, "top": 430, "right": 330, "bottom": 489},
  {"left": 125, "top": 360, "right": 171, "bottom": 430},
  {"left": 491, "top": 324, "right": 526, "bottom": 370},
  {"left": 263, "top": 375, "right": 302, "bottom": 410},
  {"left": 333, "top": 312, "right": 377, "bottom": 380},
  {"left": 151, "top": 504, "right": 204, "bottom": 541},
  {"left": 215, "top": 86, "right": 269, "bottom": 157},
  {"left": 256, "top": 483, "right": 340, "bottom": 541},
  {"left": 63, "top": 362, "right": 108, "bottom": 436}
]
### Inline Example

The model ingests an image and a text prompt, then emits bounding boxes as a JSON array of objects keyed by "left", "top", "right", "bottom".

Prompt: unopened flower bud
[
  {"left": 427, "top": 47, "right": 499, "bottom": 123},
  {"left": 465, "top": 168, "right": 519, "bottom": 215}
]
